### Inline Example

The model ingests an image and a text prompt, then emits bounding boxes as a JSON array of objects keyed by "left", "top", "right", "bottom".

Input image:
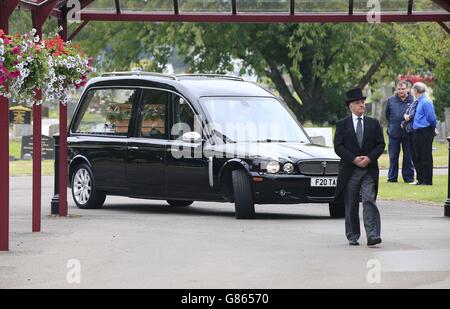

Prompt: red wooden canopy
[{"left": 0, "top": 0, "right": 449, "bottom": 251}]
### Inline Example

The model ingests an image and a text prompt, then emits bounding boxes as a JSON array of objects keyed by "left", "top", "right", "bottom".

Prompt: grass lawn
[
  {"left": 10, "top": 138, "right": 54, "bottom": 176},
  {"left": 378, "top": 139, "right": 448, "bottom": 169},
  {"left": 9, "top": 160, "right": 54, "bottom": 176},
  {"left": 378, "top": 175, "right": 447, "bottom": 206}
]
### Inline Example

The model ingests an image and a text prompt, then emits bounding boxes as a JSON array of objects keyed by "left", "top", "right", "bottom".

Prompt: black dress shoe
[
  {"left": 367, "top": 237, "right": 382, "bottom": 246},
  {"left": 349, "top": 239, "right": 359, "bottom": 246},
  {"left": 387, "top": 179, "right": 397, "bottom": 183}
]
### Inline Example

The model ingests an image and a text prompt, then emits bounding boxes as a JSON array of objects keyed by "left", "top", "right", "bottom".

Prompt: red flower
[
  {"left": 8, "top": 70, "right": 20, "bottom": 78},
  {"left": 0, "top": 67, "right": 8, "bottom": 85},
  {"left": 12, "top": 46, "right": 21, "bottom": 54}
]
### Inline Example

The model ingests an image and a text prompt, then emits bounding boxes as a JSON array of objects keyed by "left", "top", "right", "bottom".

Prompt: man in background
[
  {"left": 411, "top": 82, "right": 437, "bottom": 185},
  {"left": 385, "top": 80, "right": 414, "bottom": 183}
]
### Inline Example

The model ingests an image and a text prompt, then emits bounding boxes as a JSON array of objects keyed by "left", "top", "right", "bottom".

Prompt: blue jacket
[
  {"left": 385, "top": 93, "right": 414, "bottom": 139},
  {"left": 413, "top": 95, "right": 437, "bottom": 130}
]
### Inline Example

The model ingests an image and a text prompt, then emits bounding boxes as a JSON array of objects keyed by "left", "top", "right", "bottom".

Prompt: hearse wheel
[
  {"left": 71, "top": 163, "right": 106, "bottom": 209},
  {"left": 329, "top": 201, "right": 345, "bottom": 218},
  {"left": 232, "top": 169, "right": 255, "bottom": 219},
  {"left": 167, "top": 200, "right": 194, "bottom": 207}
]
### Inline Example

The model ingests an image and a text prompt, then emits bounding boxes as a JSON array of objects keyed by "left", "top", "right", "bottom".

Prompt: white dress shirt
[{"left": 351, "top": 113, "right": 364, "bottom": 133}]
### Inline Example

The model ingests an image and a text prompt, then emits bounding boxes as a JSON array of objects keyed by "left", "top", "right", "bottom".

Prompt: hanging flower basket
[
  {"left": 44, "top": 34, "right": 95, "bottom": 105},
  {"left": 0, "top": 29, "right": 94, "bottom": 105}
]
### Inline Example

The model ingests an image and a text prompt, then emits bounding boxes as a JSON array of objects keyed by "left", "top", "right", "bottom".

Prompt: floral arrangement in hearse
[{"left": 0, "top": 28, "right": 94, "bottom": 105}]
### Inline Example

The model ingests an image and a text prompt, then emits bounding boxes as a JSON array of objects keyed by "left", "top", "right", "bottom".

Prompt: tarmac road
[{"left": 1, "top": 176, "right": 450, "bottom": 289}]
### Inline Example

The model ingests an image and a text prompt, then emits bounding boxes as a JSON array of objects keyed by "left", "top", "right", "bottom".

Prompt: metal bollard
[
  {"left": 51, "top": 134, "right": 60, "bottom": 215},
  {"left": 444, "top": 136, "right": 450, "bottom": 217}
]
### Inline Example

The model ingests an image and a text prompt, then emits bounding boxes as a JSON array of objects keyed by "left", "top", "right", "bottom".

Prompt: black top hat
[{"left": 346, "top": 88, "right": 366, "bottom": 106}]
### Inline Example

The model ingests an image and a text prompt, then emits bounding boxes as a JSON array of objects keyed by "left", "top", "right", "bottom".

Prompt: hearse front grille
[{"left": 298, "top": 161, "right": 339, "bottom": 176}]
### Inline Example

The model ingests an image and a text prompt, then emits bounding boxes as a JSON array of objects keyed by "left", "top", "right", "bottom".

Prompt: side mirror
[{"left": 181, "top": 131, "right": 202, "bottom": 143}]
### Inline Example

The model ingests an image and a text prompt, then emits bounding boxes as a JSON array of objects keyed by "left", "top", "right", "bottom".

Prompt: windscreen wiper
[
  {"left": 255, "top": 139, "right": 287, "bottom": 143},
  {"left": 212, "top": 130, "right": 236, "bottom": 143}
]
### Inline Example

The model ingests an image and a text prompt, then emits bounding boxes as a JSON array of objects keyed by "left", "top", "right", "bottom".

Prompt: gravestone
[{"left": 21, "top": 135, "right": 55, "bottom": 160}]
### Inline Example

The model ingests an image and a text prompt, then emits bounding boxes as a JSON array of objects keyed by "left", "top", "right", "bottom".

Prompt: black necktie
[{"left": 356, "top": 117, "right": 363, "bottom": 147}]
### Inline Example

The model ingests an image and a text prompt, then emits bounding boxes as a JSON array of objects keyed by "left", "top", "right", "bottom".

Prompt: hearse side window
[
  {"left": 171, "top": 95, "right": 202, "bottom": 140},
  {"left": 73, "top": 88, "right": 137, "bottom": 136},
  {"left": 138, "top": 89, "right": 168, "bottom": 139}
]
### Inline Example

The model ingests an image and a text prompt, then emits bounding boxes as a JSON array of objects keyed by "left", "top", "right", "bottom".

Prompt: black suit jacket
[{"left": 333, "top": 115, "right": 385, "bottom": 201}]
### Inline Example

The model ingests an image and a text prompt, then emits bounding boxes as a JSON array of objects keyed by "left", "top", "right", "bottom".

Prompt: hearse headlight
[
  {"left": 283, "top": 162, "right": 294, "bottom": 174},
  {"left": 266, "top": 161, "right": 280, "bottom": 174}
]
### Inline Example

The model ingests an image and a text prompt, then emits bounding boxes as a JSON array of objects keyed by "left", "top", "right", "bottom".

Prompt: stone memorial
[{"left": 21, "top": 135, "right": 55, "bottom": 160}]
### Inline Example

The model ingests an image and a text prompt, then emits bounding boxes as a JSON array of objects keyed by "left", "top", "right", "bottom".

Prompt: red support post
[
  {"left": 0, "top": 94, "right": 9, "bottom": 250},
  {"left": 32, "top": 90, "right": 42, "bottom": 232},
  {"left": 0, "top": 0, "right": 20, "bottom": 251},
  {"left": 58, "top": 102, "right": 68, "bottom": 217},
  {"left": 30, "top": 19, "right": 43, "bottom": 232},
  {"left": 30, "top": 0, "right": 58, "bottom": 231},
  {"left": 58, "top": 17, "right": 68, "bottom": 217}
]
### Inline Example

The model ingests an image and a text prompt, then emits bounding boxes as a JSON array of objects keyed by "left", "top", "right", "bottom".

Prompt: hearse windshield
[{"left": 199, "top": 97, "right": 309, "bottom": 143}]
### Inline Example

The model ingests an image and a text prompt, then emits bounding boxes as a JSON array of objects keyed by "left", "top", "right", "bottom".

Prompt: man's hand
[
  {"left": 359, "top": 156, "right": 371, "bottom": 168},
  {"left": 404, "top": 114, "right": 411, "bottom": 121},
  {"left": 352, "top": 156, "right": 364, "bottom": 167},
  {"left": 353, "top": 156, "right": 371, "bottom": 168}
]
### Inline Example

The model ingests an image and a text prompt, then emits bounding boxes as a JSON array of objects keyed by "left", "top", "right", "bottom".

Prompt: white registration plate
[{"left": 310, "top": 177, "right": 337, "bottom": 187}]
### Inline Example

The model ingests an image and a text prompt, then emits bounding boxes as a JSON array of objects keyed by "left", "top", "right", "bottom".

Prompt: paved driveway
[{"left": 1, "top": 176, "right": 449, "bottom": 288}]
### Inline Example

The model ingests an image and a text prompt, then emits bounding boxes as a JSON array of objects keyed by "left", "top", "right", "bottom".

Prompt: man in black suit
[{"left": 334, "top": 88, "right": 385, "bottom": 246}]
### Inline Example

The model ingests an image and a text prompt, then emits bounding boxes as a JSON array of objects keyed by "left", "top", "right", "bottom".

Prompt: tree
[
  {"left": 393, "top": 23, "right": 450, "bottom": 119},
  {"left": 170, "top": 23, "right": 400, "bottom": 123},
  {"left": 9, "top": 8, "right": 447, "bottom": 123}
]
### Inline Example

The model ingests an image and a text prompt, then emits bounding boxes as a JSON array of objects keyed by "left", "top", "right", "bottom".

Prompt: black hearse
[{"left": 68, "top": 72, "right": 343, "bottom": 219}]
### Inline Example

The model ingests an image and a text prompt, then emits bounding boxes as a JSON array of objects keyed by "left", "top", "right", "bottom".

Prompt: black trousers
[{"left": 413, "top": 127, "right": 434, "bottom": 185}]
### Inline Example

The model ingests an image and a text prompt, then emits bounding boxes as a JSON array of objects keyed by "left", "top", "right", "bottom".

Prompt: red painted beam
[
  {"left": 438, "top": 21, "right": 450, "bottom": 33},
  {"left": 0, "top": 0, "right": 20, "bottom": 32},
  {"left": 68, "top": 20, "right": 88, "bottom": 41},
  {"left": 79, "top": 12, "right": 450, "bottom": 23}
]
